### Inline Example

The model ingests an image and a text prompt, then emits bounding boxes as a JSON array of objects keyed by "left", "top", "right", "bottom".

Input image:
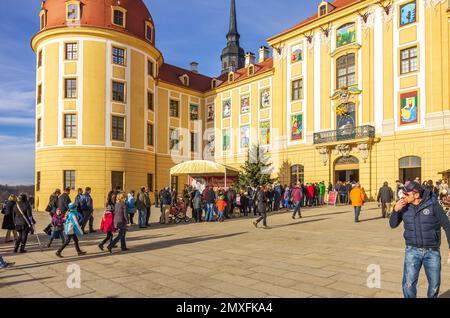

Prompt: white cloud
[
  {"left": 0, "top": 117, "right": 35, "bottom": 126},
  {"left": 0, "top": 87, "right": 35, "bottom": 113},
  {"left": 0, "top": 134, "right": 34, "bottom": 185}
]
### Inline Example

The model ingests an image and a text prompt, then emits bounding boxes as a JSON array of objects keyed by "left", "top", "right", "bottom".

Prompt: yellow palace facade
[{"left": 32, "top": 0, "right": 449, "bottom": 209}]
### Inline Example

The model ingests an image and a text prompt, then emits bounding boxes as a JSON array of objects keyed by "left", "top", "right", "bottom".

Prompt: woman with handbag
[
  {"left": 2, "top": 195, "right": 18, "bottom": 243},
  {"left": 13, "top": 193, "right": 34, "bottom": 253}
]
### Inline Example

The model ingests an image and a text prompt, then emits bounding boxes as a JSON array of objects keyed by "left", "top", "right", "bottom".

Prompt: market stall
[{"left": 170, "top": 160, "right": 239, "bottom": 191}]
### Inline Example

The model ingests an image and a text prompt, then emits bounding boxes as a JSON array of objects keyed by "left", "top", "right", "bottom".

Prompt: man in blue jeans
[
  {"left": 390, "top": 181, "right": 450, "bottom": 298},
  {"left": 205, "top": 186, "right": 216, "bottom": 222}
]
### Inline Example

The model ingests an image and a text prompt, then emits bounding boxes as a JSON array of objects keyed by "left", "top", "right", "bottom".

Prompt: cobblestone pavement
[{"left": 1, "top": 202, "right": 450, "bottom": 298}]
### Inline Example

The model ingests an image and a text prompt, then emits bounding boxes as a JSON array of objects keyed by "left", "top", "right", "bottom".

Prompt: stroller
[{"left": 168, "top": 198, "right": 191, "bottom": 224}]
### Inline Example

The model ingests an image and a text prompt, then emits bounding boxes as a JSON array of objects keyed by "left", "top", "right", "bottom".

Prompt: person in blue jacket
[
  {"left": 56, "top": 203, "right": 87, "bottom": 258},
  {"left": 390, "top": 181, "right": 450, "bottom": 298}
]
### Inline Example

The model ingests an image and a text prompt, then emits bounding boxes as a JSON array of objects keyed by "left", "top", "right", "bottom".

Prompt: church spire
[
  {"left": 221, "top": 0, "right": 245, "bottom": 74},
  {"left": 228, "top": 0, "right": 238, "bottom": 38}
]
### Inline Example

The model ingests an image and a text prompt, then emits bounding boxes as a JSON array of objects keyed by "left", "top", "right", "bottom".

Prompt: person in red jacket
[
  {"left": 291, "top": 183, "right": 303, "bottom": 219},
  {"left": 307, "top": 184, "right": 314, "bottom": 207},
  {"left": 98, "top": 205, "right": 116, "bottom": 251}
]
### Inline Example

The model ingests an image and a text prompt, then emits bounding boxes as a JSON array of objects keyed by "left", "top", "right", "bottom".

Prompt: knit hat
[{"left": 68, "top": 203, "right": 77, "bottom": 210}]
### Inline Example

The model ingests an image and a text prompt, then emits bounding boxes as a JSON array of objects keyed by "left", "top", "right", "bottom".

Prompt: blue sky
[{"left": 0, "top": 0, "right": 318, "bottom": 185}]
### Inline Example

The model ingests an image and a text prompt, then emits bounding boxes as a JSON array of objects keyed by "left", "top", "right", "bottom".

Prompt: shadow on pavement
[
  {"left": 269, "top": 218, "right": 330, "bottom": 229},
  {"left": 359, "top": 216, "right": 385, "bottom": 223},
  {"left": 1, "top": 276, "right": 54, "bottom": 287},
  {"left": 8, "top": 232, "right": 248, "bottom": 271},
  {"left": 439, "top": 289, "right": 450, "bottom": 298}
]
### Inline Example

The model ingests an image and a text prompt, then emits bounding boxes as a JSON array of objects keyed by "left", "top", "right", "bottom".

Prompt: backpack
[{"left": 80, "top": 194, "right": 89, "bottom": 211}]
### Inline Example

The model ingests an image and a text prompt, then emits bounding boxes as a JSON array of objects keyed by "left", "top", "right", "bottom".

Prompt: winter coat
[
  {"left": 13, "top": 201, "right": 33, "bottom": 231},
  {"left": 377, "top": 185, "right": 394, "bottom": 203},
  {"left": 350, "top": 187, "right": 365, "bottom": 207},
  {"left": 57, "top": 193, "right": 71, "bottom": 214},
  {"left": 126, "top": 194, "right": 136, "bottom": 214},
  {"left": 306, "top": 186, "right": 314, "bottom": 198},
  {"left": 1, "top": 200, "right": 16, "bottom": 230},
  {"left": 136, "top": 191, "right": 147, "bottom": 210},
  {"left": 51, "top": 214, "right": 65, "bottom": 232},
  {"left": 144, "top": 192, "right": 151, "bottom": 207},
  {"left": 390, "top": 191, "right": 450, "bottom": 248},
  {"left": 114, "top": 201, "right": 128, "bottom": 229},
  {"left": 205, "top": 189, "right": 216, "bottom": 204},
  {"left": 46, "top": 194, "right": 59, "bottom": 214},
  {"left": 100, "top": 211, "right": 115, "bottom": 233},
  {"left": 193, "top": 195, "right": 202, "bottom": 210},
  {"left": 64, "top": 210, "right": 83, "bottom": 236},
  {"left": 216, "top": 199, "right": 228, "bottom": 212},
  {"left": 256, "top": 189, "right": 267, "bottom": 213},
  {"left": 80, "top": 193, "right": 94, "bottom": 212},
  {"left": 319, "top": 183, "right": 326, "bottom": 196},
  {"left": 291, "top": 186, "right": 303, "bottom": 202}
]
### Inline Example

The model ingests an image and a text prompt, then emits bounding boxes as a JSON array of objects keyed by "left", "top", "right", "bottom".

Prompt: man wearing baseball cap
[{"left": 390, "top": 181, "right": 450, "bottom": 298}]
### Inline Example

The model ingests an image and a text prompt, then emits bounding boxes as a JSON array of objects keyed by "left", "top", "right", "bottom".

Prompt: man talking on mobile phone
[{"left": 390, "top": 181, "right": 450, "bottom": 298}]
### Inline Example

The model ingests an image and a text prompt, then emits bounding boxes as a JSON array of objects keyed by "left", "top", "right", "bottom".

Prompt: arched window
[
  {"left": 399, "top": 156, "right": 422, "bottom": 183},
  {"left": 290, "top": 165, "right": 304, "bottom": 185},
  {"left": 336, "top": 53, "right": 356, "bottom": 89}
]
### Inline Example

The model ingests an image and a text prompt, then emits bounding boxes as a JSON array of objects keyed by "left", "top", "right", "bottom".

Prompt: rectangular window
[
  {"left": 146, "top": 25, "right": 152, "bottom": 41},
  {"left": 291, "top": 79, "right": 303, "bottom": 101},
  {"left": 171, "top": 176, "right": 178, "bottom": 192},
  {"left": 36, "top": 171, "right": 41, "bottom": 192},
  {"left": 147, "top": 174, "right": 153, "bottom": 192},
  {"left": 147, "top": 123, "right": 154, "bottom": 146},
  {"left": 170, "top": 100, "right": 179, "bottom": 117},
  {"left": 63, "top": 170, "right": 76, "bottom": 190},
  {"left": 400, "top": 46, "right": 418, "bottom": 74},
  {"left": 65, "top": 43, "right": 78, "bottom": 60},
  {"left": 65, "top": 78, "right": 77, "bottom": 99},
  {"left": 112, "top": 47, "right": 125, "bottom": 65},
  {"left": 112, "top": 116, "right": 125, "bottom": 141},
  {"left": 37, "top": 84, "right": 42, "bottom": 104},
  {"left": 111, "top": 171, "right": 124, "bottom": 191},
  {"left": 67, "top": 4, "right": 79, "bottom": 20},
  {"left": 64, "top": 114, "right": 77, "bottom": 138},
  {"left": 191, "top": 132, "right": 198, "bottom": 152},
  {"left": 169, "top": 128, "right": 179, "bottom": 150},
  {"left": 190, "top": 104, "right": 199, "bottom": 120},
  {"left": 37, "top": 118, "right": 41, "bottom": 143},
  {"left": 147, "top": 92, "right": 154, "bottom": 111},
  {"left": 38, "top": 50, "right": 42, "bottom": 68},
  {"left": 113, "top": 10, "right": 124, "bottom": 27},
  {"left": 112, "top": 81, "right": 125, "bottom": 102},
  {"left": 148, "top": 60, "right": 154, "bottom": 77}
]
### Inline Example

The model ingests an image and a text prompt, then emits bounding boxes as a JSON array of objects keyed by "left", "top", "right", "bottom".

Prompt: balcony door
[{"left": 336, "top": 103, "right": 356, "bottom": 141}]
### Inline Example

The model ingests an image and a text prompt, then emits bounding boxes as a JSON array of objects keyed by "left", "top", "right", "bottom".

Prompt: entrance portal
[
  {"left": 334, "top": 156, "right": 360, "bottom": 183},
  {"left": 399, "top": 156, "right": 421, "bottom": 183}
]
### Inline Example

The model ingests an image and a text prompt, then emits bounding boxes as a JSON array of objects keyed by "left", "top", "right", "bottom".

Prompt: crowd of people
[{"left": 2, "top": 176, "right": 450, "bottom": 299}]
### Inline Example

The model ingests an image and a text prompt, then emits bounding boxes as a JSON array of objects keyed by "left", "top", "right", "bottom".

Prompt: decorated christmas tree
[{"left": 236, "top": 144, "right": 277, "bottom": 190}]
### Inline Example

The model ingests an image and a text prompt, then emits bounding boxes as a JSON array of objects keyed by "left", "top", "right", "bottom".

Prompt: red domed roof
[{"left": 41, "top": 0, "right": 155, "bottom": 43}]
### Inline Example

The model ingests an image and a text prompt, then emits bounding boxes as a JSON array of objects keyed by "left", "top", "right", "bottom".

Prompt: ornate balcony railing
[{"left": 313, "top": 125, "right": 375, "bottom": 145}]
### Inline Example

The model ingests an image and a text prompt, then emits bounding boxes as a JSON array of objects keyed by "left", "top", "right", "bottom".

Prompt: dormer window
[
  {"left": 112, "top": 6, "right": 127, "bottom": 28},
  {"left": 318, "top": 1, "right": 335, "bottom": 17},
  {"left": 180, "top": 74, "right": 189, "bottom": 86},
  {"left": 39, "top": 9, "right": 47, "bottom": 30},
  {"left": 248, "top": 65, "right": 255, "bottom": 76},
  {"left": 228, "top": 72, "right": 235, "bottom": 83},
  {"left": 66, "top": 1, "right": 80, "bottom": 21},
  {"left": 145, "top": 21, "right": 153, "bottom": 42},
  {"left": 211, "top": 79, "right": 218, "bottom": 89}
]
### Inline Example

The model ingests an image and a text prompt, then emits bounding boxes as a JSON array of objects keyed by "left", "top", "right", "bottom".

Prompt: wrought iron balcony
[{"left": 313, "top": 125, "right": 375, "bottom": 145}]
